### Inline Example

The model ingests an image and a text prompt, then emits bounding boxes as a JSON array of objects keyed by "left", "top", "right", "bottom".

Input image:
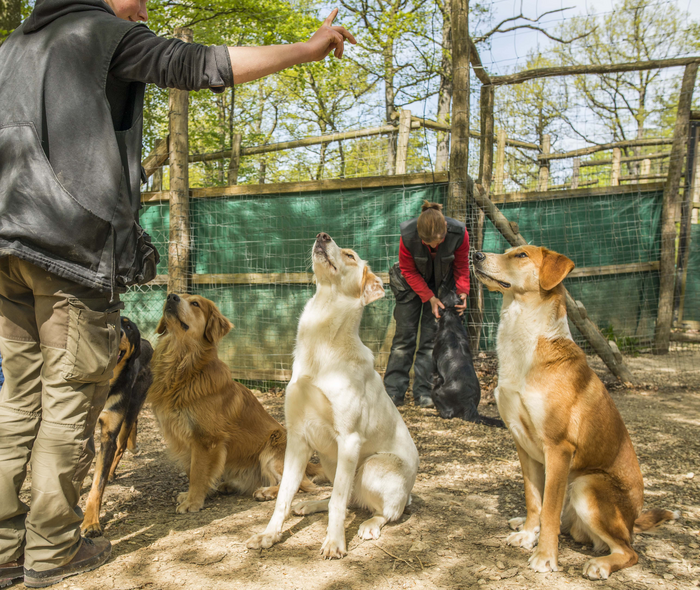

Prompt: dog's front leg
[
  {"left": 321, "top": 433, "right": 361, "bottom": 560},
  {"left": 246, "top": 434, "right": 312, "bottom": 550},
  {"left": 528, "top": 443, "right": 574, "bottom": 573},
  {"left": 508, "top": 439, "right": 544, "bottom": 549},
  {"left": 176, "top": 441, "right": 226, "bottom": 513}
]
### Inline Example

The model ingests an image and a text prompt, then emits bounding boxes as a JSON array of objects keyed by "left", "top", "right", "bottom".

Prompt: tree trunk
[
  {"left": 384, "top": 43, "right": 397, "bottom": 175},
  {"left": 0, "top": 0, "right": 21, "bottom": 39},
  {"left": 435, "top": 0, "right": 452, "bottom": 172}
]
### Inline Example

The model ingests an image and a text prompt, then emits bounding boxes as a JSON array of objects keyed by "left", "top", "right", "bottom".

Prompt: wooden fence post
[
  {"left": 168, "top": 27, "right": 192, "bottom": 296},
  {"left": 152, "top": 167, "right": 162, "bottom": 191},
  {"left": 493, "top": 129, "right": 506, "bottom": 194},
  {"left": 674, "top": 117, "right": 700, "bottom": 324},
  {"left": 641, "top": 158, "right": 651, "bottom": 183},
  {"left": 395, "top": 109, "right": 412, "bottom": 175},
  {"left": 611, "top": 147, "right": 621, "bottom": 186},
  {"left": 572, "top": 157, "right": 580, "bottom": 189},
  {"left": 447, "top": 0, "right": 469, "bottom": 222},
  {"left": 228, "top": 133, "right": 242, "bottom": 185},
  {"left": 654, "top": 63, "right": 698, "bottom": 354},
  {"left": 538, "top": 134, "right": 550, "bottom": 191}
]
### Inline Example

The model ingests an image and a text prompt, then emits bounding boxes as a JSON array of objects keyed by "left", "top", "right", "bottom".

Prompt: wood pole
[
  {"left": 641, "top": 158, "right": 651, "bottom": 183},
  {"left": 168, "top": 27, "right": 192, "bottom": 296},
  {"left": 447, "top": 0, "right": 469, "bottom": 222},
  {"left": 152, "top": 167, "right": 162, "bottom": 192},
  {"left": 540, "top": 138, "right": 673, "bottom": 162},
  {"left": 654, "top": 63, "right": 698, "bottom": 354},
  {"left": 571, "top": 157, "right": 580, "bottom": 189},
  {"left": 472, "top": 182, "right": 635, "bottom": 383},
  {"left": 395, "top": 110, "right": 412, "bottom": 175},
  {"left": 538, "top": 135, "right": 550, "bottom": 192},
  {"left": 228, "top": 133, "right": 242, "bottom": 185},
  {"left": 674, "top": 120, "right": 700, "bottom": 323},
  {"left": 142, "top": 136, "right": 170, "bottom": 178},
  {"left": 611, "top": 147, "right": 621, "bottom": 186},
  {"left": 494, "top": 129, "right": 506, "bottom": 194},
  {"left": 468, "top": 84, "right": 494, "bottom": 352}
]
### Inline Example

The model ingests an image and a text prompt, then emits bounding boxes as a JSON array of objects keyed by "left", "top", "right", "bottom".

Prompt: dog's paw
[
  {"left": 176, "top": 494, "right": 204, "bottom": 513},
  {"left": 506, "top": 528, "right": 539, "bottom": 550},
  {"left": 293, "top": 500, "right": 323, "bottom": 516},
  {"left": 528, "top": 548, "right": 559, "bottom": 573},
  {"left": 320, "top": 535, "right": 347, "bottom": 559},
  {"left": 508, "top": 516, "right": 526, "bottom": 531},
  {"left": 253, "top": 486, "right": 279, "bottom": 502},
  {"left": 81, "top": 521, "right": 103, "bottom": 538},
  {"left": 582, "top": 557, "right": 611, "bottom": 580},
  {"left": 357, "top": 517, "right": 384, "bottom": 540},
  {"left": 246, "top": 532, "right": 281, "bottom": 550}
]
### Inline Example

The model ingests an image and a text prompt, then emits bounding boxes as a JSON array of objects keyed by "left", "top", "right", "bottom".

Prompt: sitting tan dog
[
  {"left": 474, "top": 245, "right": 677, "bottom": 580},
  {"left": 246, "top": 233, "right": 419, "bottom": 559}
]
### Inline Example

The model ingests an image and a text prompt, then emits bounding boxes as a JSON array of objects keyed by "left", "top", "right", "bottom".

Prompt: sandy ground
[{"left": 12, "top": 351, "right": 700, "bottom": 590}]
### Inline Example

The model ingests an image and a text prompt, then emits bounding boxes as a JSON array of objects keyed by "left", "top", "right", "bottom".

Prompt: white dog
[{"left": 246, "top": 232, "right": 419, "bottom": 559}]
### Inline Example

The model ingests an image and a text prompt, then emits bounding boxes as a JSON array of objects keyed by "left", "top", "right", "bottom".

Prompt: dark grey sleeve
[{"left": 110, "top": 25, "right": 233, "bottom": 92}]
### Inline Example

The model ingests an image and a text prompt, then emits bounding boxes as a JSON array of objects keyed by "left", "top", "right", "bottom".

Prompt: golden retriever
[
  {"left": 246, "top": 233, "right": 419, "bottom": 559},
  {"left": 148, "top": 293, "right": 323, "bottom": 513},
  {"left": 473, "top": 245, "right": 678, "bottom": 579}
]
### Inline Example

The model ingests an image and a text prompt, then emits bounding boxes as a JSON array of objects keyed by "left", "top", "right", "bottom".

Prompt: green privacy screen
[
  {"left": 123, "top": 182, "right": 664, "bottom": 380},
  {"left": 682, "top": 224, "right": 700, "bottom": 324}
]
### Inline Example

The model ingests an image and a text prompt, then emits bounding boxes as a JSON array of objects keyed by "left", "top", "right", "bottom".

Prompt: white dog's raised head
[
  {"left": 473, "top": 245, "right": 574, "bottom": 296},
  {"left": 312, "top": 232, "right": 385, "bottom": 306}
]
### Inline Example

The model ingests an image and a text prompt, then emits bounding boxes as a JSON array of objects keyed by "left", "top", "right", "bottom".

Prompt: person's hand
[
  {"left": 304, "top": 8, "right": 357, "bottom": 62},
  {"left": 430, "top": 296, "right": 445, "bottom": 319},
  {"left": 455, "top": 293, "right": 467, "bottom": 316}
]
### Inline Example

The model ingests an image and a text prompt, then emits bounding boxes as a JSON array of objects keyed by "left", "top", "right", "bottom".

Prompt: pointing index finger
[{"left": 323, "top": 8, "right": 339, "bottom": 26}]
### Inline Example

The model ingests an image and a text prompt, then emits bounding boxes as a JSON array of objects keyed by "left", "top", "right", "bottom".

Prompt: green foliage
[{"left": 603, "top": 323, "right": 642, "bottom": 356}]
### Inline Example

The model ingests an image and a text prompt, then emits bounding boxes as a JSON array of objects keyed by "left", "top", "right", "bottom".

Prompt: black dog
[
  {"left": 431, "top": 291, "right": 504, "bottom": 427},
  {"left": 81, "top": 317, "right": 153, "bottom": 537}
]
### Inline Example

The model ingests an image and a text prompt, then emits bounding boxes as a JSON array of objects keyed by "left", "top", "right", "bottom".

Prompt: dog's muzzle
[{"left": 164, "top": 293, "right": 189, "bottom": 330}]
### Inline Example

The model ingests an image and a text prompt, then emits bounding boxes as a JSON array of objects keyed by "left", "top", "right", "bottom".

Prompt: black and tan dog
[
  {"left": 431, "top": 291, "right": 504, "bottom": 427},
  {"left": 81, "top": 317, "right": 153, "bottom": 537}
]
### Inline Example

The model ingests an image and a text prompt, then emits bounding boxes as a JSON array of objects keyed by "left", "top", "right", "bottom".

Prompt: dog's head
[
  {"left": 156, "top": 293, "right": 233, "bottom": 346},
  {"left": 110, "top": 316, "right": 142, "bottom": 385},
  {"left": 311, "top": 232, "right": 385, "bottom": 306},
  {"left": 440, "top": 291, "right": 463, "bottom": 310},
  {"left": 473, "top": 245, "right": 574, "bottom": 295}
]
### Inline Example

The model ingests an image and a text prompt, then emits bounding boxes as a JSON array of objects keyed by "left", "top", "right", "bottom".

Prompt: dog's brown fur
[
  {"left": 148, "top": 293, "right": 323, "bottom": 513},
  {"left": 474, "top": 245, "right": 677, "bottom": 580}
]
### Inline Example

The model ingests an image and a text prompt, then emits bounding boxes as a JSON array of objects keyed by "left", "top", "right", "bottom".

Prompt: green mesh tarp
[
  {"left": 681, "top": 224, "right": 700, "bottom": 323},
  {"left": 123, "top": 183, "right": 664, "bottom": 379}
]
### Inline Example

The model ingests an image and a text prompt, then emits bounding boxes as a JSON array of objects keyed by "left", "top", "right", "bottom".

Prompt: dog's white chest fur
[{"left": 495, "top": 297, "right": 572, "bottom": 463}]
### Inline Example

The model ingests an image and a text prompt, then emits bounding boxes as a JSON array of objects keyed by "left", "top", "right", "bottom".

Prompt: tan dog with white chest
[
  {"left": 474, "top": 245, "right": 677, "bottom": 580},
  {"left": 246, "top": 233, "right": 419, "bottom": 559}
]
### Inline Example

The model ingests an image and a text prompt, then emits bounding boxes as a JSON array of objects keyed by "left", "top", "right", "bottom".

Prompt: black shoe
[
  {"left": 24, "top": 537, "right": 111, "bottom": 588},
  {"left": 417, "top": 397, "right": 435, "bottom": 408},
  {"left": 0, "top": 556, "right": 23, "bottom": 588}
]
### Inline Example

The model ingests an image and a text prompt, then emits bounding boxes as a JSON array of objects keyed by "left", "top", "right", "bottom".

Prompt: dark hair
[{"left": 417, "top": 201, "right": 447, "bottom": 243}]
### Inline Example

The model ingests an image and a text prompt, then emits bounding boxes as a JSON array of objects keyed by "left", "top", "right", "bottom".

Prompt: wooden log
[
  {"left": 151, "top": 167, "right": 162, "bottom": 192},
  {"left": 654, "top": 63, "right": 698, "bottom": 354},
  {"left": 539, "top": 138, "right": 673, "bottom": 162},
  {"left": 640, "top": 158, "right": 651, "bottom": 184},
  {"left": 491, "top": 56, "right": 700, "bottom": 87},
  {"left": 669, "top": 331, "right": 700, "bottom": 343},
  {"left": 538, "top": 135, "right": 550, "bottom": 192},
  {"left": 472, "top": 181, "right": 635, "bottom": 383},
  {"left": 168, "top": 27, "right": 192, "bottom": 296},
  {"left": 620, "top": 172, "right": 685, "bottom": 182},
  {"left": 494, "top": 129, "right": 506, "bottom": 194},
  {"left": 469, "top": 36, "right": 491, "bottom": 85},
  {"left": 571, "top": 157, "right": 580, "bottom": 190},
  {"left": 447, "top": 0, "right": 470, "bottom": 222},
  {"left": 142, "top": 136, "right": 169, "bottom": 178},
  {"left": 395, "top": 110, "right": 412, "bottom": 175},
  {"left": 228, "top": 133, "right": 242, "bottom": 186},
  {"left": 579, "top": 151, "right": 670, "bottom": 167},
  {"left": 611, "top": 147, "right": 621, "bottom": 186}
]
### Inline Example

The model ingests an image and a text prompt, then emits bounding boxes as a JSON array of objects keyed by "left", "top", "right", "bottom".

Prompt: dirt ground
[{"left": 14, "top": 351, "right": 700, "bottom": 590}]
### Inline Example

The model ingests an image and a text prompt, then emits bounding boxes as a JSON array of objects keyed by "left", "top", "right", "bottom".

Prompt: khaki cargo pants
[{"left": 0, "top": 256, "right": 119, "bottom": 571}]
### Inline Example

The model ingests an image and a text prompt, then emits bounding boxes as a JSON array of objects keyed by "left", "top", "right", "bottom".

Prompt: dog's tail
[
  {"left": 473, "top": 414, "right": 506, "bottom": 429},
  {"left": 633, "top": 508, "right": 680, "bottom": 533},
  {"left": 298, "top": 462, "right": 328, "bottom": 492}
]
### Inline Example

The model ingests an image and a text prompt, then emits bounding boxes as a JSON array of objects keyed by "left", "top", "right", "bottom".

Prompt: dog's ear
[
  {"left": 361, "top": 267, "right": 385, "bottom": 306},
  {"left": 204, "top": 304, "right": 233, "bottom": 344},
  {"left": 156, "top": 317, "right": 167, "bottom": 335},
  {"left": 539, "top": 249, "right": 575, "bottom": 291}
]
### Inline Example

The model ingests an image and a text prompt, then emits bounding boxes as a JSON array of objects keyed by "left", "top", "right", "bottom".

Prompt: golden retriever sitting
[
  {"left": 473, "top": 246, "right": 677, "bottom": 580},
  {"left": 148, "top": 293, "right": 323, "bottom": 513}
]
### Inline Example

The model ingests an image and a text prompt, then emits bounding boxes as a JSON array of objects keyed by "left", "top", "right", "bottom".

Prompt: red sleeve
[
  {"left": 398, "top": 238, "right": 435, "bottom": 303},
  {"left": 453, "top": 229, "right": 470, "bottom": 296}
]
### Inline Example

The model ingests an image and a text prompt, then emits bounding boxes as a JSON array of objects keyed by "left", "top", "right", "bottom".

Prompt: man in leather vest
[
  {"left": 384, "top": 201, "right": 471, "bottom": 408},
  {"left": 0, "top": 1, "right": 355, "bottom": 586}
]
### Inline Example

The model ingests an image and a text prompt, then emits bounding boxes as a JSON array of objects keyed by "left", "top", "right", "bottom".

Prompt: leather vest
[
  {"left": 0, "top": 12, "right": 158, "bottom": 293},
  {"left": 399, "top": 216, "right": 465, "bottom": 296}
]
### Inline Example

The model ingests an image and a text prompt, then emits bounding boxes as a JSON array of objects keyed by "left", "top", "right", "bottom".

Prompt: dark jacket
[
  {"left": 0, "top": 0, "right": 231, "bottom": 293},
  {"left": 389, "top": 216, "right": 466, "bottom": 301}
]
